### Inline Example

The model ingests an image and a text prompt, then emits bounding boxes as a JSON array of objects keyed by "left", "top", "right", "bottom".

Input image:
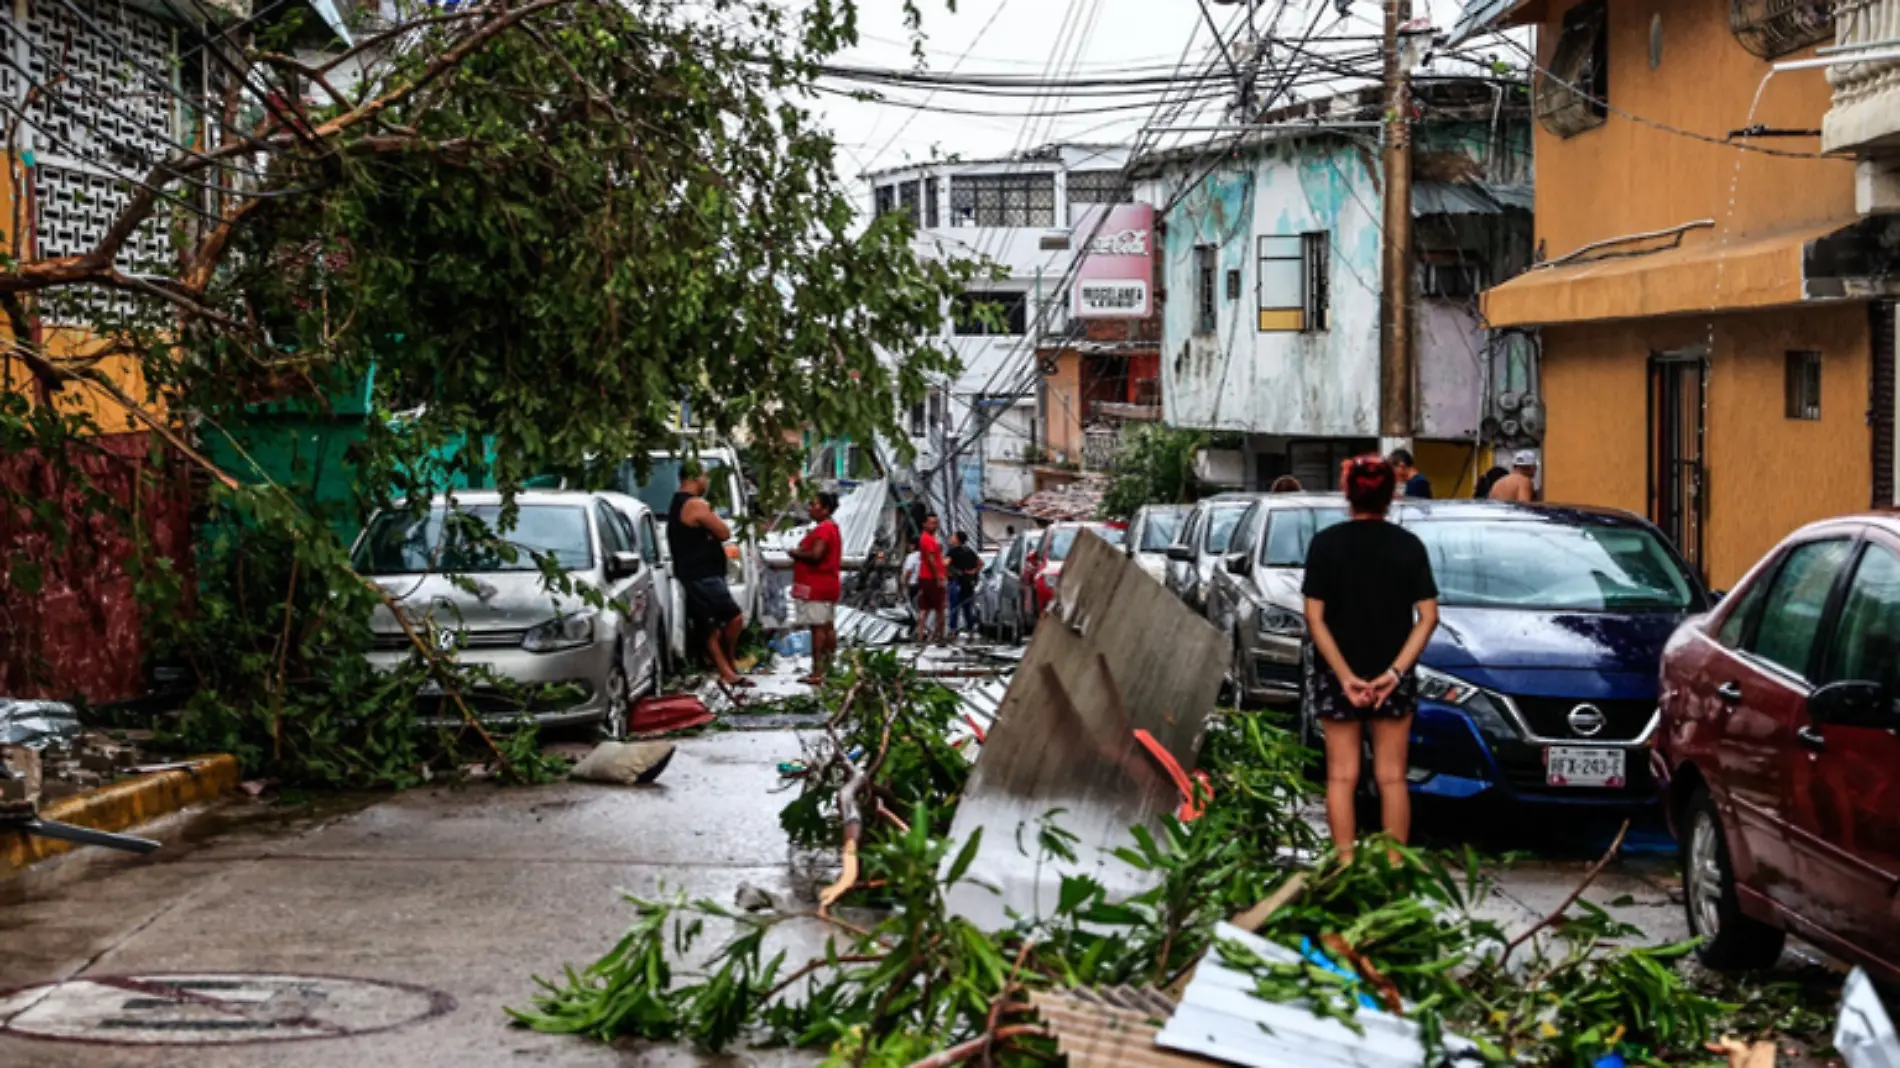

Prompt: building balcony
[{"left": 1824, "top": 0, "right": 1900, "bottom": 212}]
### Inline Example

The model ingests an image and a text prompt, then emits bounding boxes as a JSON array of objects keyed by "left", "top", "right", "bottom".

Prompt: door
[
  {"left": 1649, "top": 352, "right": 1708, "bottom": 574},
  {"left": 641, "top": 511, "right": 685, "bottom": 663},
  {"left": 1797, "top": 532, "right": 1900, "bottom": 961},
  {"left": 1708, "top": 537, "right": 1858, "bottom": 913},
  {"left": 1210, "top": 503, "right": 1265, "bottom": 633},
  {"left": 1169, "top": 507, "right": 1202, "bottom": 600},
  {"left": 595, "top": 500, "right": 653, "bottom": 687}
]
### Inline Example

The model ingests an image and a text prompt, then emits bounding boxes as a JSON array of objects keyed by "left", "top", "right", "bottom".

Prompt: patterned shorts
[{"left": 1302, "top": 644, "right": 1419, "bottom": 722}]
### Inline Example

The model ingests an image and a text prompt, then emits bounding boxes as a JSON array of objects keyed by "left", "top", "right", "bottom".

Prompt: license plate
[{"left": 1545, "top": 746, "right": 1627, "bottom": 788}]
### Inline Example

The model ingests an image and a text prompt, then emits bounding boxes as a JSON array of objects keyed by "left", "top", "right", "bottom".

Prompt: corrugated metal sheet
[
  {"left": 0, "top": 432, "right": 193, "bottom": 703},
  {"left": 1447, "top": 0, "right": 1536, "bottom": 45},
  {"left": 1413, "top": 181, "right": 1532, "bottom": 217},
  {"left": 1155, "top": 922, "right": 1479, "bottom": 1067},
  {"left": 1029, "top": 987, "right": 1201, "bottom": 1068}
]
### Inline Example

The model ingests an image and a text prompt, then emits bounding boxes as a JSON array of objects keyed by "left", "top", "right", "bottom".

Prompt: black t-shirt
[
  {"left": 947, "top": 544, "right": 982, "bottom": 594},
  {"left": 1300, "top": 519, "right": 1438, "bottom": 679}
]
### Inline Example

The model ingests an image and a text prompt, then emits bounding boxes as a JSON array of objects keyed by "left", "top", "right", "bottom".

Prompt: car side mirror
[
  {"left": 1166, "top": 545, "right": 1194, "bottom": 562},
  {"left": 1225, "top": 552, "right": 1248, "bottom": 575},
  {"left": 606, "top": 550, "right": 642, "bottom": 579},
  {"left": 1809, "top": 680, "right": 1897, "bottom": 730}
]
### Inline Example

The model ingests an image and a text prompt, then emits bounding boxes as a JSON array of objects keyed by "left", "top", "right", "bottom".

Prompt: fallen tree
[{"left": 510, "top": 657, "right": 1835, "bottom": 1066}]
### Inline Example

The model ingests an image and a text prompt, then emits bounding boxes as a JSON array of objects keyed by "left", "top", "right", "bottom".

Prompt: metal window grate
[
  {"left": 1194, "top": 245, "right": 1216, "bottom": 335},
  {"left": 1730, "top": 0, "right": 1833, "bottom": 60},
  {"left": 1066, "top": 169, "right": 1130, "bottom": 207},
  {"left": 1536, "top": 0, "right": 1609, "bottom": 139},
  {"left": 924, "top": 176, "right": 940, "bottom": 229},
  {"left": 949, "top": 173, "right": 1057, "bottom": 227},
  {"left": 1785, "top": 350, "right": 1822, "bottom": 420}
]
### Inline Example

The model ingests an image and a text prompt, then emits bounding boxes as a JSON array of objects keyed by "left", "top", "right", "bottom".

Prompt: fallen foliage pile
[{"left": 509, "top": 651, "right": 1820, "bottom": 1066}]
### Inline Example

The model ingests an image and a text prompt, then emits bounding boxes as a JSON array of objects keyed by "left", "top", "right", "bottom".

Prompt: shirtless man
[{"left": 1487, "top": 450, "right": 1540, "bottom": 503}]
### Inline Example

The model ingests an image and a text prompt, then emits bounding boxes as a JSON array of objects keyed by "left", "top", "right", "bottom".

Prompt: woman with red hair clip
[{"left": 1300, "top": 455, "right": 1440, "bottom": 862}]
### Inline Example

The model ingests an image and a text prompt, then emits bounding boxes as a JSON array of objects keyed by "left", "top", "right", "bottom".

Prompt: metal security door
[{"left": 1649, "top": 351, "right": 1708, "bottom": 573}]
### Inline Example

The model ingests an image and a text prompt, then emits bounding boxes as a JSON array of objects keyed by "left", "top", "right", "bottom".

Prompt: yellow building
[{"left": 1459, "top": 0, "right": 1900, "bottom": 587}]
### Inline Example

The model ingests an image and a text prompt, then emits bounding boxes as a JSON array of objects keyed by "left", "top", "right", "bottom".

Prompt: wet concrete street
[{"left": 0, "top": 727, "right": 1701, "bottom": 1067}]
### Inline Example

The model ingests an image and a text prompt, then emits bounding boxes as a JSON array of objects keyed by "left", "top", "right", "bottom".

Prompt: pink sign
[{"left": 1071, "top": 203, "right": 1154, "bottom": 319}]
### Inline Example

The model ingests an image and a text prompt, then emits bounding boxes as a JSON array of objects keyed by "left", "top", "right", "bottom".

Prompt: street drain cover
[{"left": 0, "top": 973, "right": 454, "bottom": 1045}]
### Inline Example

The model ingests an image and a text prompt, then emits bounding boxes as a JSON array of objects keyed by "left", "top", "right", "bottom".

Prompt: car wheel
[
  {"left": 600, "top": 647, "right": 630, "bottom": 741},
  {"left": 1682, "top": 786, "right": 1785, "bottom": 971}
]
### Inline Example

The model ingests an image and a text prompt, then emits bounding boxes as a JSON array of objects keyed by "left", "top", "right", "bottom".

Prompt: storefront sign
[{"left": 1073, "top": 204, "right": 1154, "bottom": 320}]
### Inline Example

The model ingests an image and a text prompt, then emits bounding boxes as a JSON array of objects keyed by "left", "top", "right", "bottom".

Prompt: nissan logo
[{"left": 1567, "top": 703, "right": 1607, "bottom": 738}]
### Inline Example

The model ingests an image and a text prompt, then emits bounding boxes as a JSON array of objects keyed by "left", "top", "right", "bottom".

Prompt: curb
[{"left": 2, "top": 754, "right": 240, "bottom": 873}]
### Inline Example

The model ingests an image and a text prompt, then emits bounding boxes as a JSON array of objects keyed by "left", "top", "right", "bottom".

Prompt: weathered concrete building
[
  {"left": 1130, "top": 81, "right": 1536, "bottom": 494},
  {"left": 1457, "top": 0, "right": 1900, "bottom": 587},
  {"left": 867, "top": 144, "right": 1138, "bottom": 538}
]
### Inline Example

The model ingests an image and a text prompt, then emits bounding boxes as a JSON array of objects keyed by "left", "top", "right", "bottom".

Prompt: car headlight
[
  {"left": 1416, "top": 665, "right": 1521, "bottom": 741},
  {"left": 1256, "top": 605, "right": 1305, "bottom": 637},
  {"left": 522, "top": 611, "right": 598, "bottom": 653},
  {"left": 1416, "top": 665, "right": 1482, "bottom": 705}
]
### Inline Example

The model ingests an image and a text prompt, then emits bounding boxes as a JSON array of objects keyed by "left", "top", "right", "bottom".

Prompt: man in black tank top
[{"left": 668, "top": 465, "right": 747, "bottom": 687}]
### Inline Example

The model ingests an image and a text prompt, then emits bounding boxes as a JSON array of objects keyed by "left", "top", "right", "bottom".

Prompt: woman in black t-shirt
[{"left": 1300, "top": 455, "right": 1440, "bottom": 862}]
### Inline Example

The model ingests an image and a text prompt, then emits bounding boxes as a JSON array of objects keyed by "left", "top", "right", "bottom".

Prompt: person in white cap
[{"left": 1488, "top": 450, "right": 1540, "bottom": 503}]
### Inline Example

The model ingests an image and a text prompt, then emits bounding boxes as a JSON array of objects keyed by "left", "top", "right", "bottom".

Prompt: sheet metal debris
[
  {"left": 0, "top": 699, "right": 81, "bottom": 749},
  {"left": 1029, "top": 986, "right": 1201, "bottom": 1068},
  {"left": 942, "top": 531, "right": 1228, "bottom": 929},
  {"left": 1156, "top": 922, "right": 1480, "bottom": 1068},
  {"left": 835, "top": 606, "right": 905, "bottom": 646},
  {"left": 1839, "top": 967, "right": 1900, "bottom": 1068}
]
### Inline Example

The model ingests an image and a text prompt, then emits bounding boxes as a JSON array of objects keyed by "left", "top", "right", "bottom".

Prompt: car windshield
[
  {"left": 1045, "top": 526, "right": 1124, "bottom": 562},
  {"left": 1204, "top": 506, "right": 1248, "bottom": 553},
  {"left": 1410, "top": 520, "right": 1696, "bottom": 612},
  {"left": 354, "top": 505, "right": 593, "bottom": 574},
  {"left": 618, "top": 457, "right": 732, "bottom": 518},
  {"left": 1139, "top": 512, "right": 1181, "bottom": 551},
  {"left": 1262, "top": 508, "right": 1349, "bottom": 567}
]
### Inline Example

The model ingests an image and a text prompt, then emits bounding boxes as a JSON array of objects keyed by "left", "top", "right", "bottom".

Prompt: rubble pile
[
  {"left": 0, "top": 700, "right": 159, "bottom": 805},
  {"left": 1011, "top": 473, "right": 1108, "bottom": 522}
]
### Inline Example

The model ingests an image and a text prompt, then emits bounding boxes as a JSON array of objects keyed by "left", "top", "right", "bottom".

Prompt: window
[
  {"left": 595, "top": 501, "right": 631, "bottom": 556},
  {"left": 1067, "top": 170, "right": 1131, "bottom": 207},
  {"left": 1717, "top": 569, "right": 1770, "bottom": 648},
  {"left": 1730, "top": 0, "right": 1833, "bottom": 60},
  {"left": 1263, "top": 508, "right": 1349, "bottom": 568},
  {"left": 909, "top": 401, "right": 927, "bottom": 436},
  {"left": 354, "top": 506, "right": 594, "bottom": 575},
  {"left": 897, "top": 181, "right": 921, "bottom": 226},
  {"left": 874, "top": 184, "right": 896, "bottom": 216},
  {"left": 953, "top": 291, "right": 1028, "bottom": 336},
  {"left": 1257, "top": 233, "right": 1330, "bottom": 332},
  {"left": 1537, "top": 0, "right": 1609, "bottom": 138},
  {"left": 1225, "top": 268, "right": 1242, "bottom": 301},
  {"left": 928, "top": 390, "right": 945, "bottom": 430},
  {"left": 1785, "top": 351, "right": 1821, "bottom": 420},
  {"left": 1227, "top": 503, "right": 1265, "bottom": 561},
  {"left": 1139, "top": 511, "right": 1180, "bottom": 552},
  {"left": 1747, "top": 538, "right": 1854, "bottom": 679},
  {"left": 639, "top": 515, "right": 662, "bottom": 564},
  {"left": 925, "top": 177, "right": 941, "bottom": 228},
  {"left": 1821, "top": 543, "right": 1900, "bottom": 689},
  {"left": 1419, "top": 251, "right": 1488, "bottom": 301},
  {"left": 1204, "top": 505, "right": 1248, "bottom": 554},
  {"left": 1412, "top": 520, "right": 1698, "bottom": 612},
  {"left": 950, "top": 173, "right": 1057, "bottom": 227},
  {"left": 1194, "top": 245, "right": 1217, "bottom": 335}
]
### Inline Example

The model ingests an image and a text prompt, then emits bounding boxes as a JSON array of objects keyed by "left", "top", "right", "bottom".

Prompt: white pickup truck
[{"left": 612, "top": 448, "right": 764, "bottom": 663}]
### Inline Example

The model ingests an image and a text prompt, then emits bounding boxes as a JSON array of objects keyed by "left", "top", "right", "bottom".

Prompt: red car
[
  {"left": 1655, "top": 515, "right": 1900, "bottom": 981},
  {"left": 1025, "top": 522, "right": 1126, "bottom": 617}
]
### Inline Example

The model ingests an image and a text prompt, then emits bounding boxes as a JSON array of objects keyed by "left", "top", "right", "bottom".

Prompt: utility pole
[{"left": 1379, "top": 0, "right": 1415, "bottom": 454}]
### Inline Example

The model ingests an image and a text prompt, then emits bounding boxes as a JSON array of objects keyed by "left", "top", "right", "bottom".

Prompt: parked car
[
  {"left": 1655, "top": 515, "right": 1900, "bottom": 981},
  {"left": 1297, "top": 501, "right": 1709, "bottom": 810},
  {"left": 990, "top": 529, "right": 1043, "bottom": 642},
  {"left": 356, "top": 490, "right": 667, "bottom": 739},
  {"left": 1027, "top": 522, "right": 1127, "bottom": 617},
  {"left": 1165, "top": 494, "right": 1262, "bottom": 614},
  {"left": 599, "top": 491, "right": 683, "bottom": 674},
  {"left": 1205, "top": 494, "right": 1345, "bottom": 705},
  {"left": 1125, "top": 504, "right": 1189, "bottom": 585}
]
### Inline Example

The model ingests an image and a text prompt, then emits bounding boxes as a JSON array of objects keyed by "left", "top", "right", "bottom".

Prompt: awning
[
  {"left": 1481, "top": 217, "right": 1868, "bottom": 328},
  {"left": 1447, "top": 0, "right": 1545, "bottom": 46},
  {"left": 1413, "top": 181, "right": 1532, "bottom": 217}
]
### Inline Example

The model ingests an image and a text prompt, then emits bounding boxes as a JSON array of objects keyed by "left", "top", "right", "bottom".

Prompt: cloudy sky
[{"left": 806, "top": 0, "right": 1511, "bottom": 193}]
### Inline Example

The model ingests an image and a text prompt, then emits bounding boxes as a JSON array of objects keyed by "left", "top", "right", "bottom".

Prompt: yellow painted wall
[
  {"left": 1415, "top": 440, "right": 1485, "bottom": 500},
  {"left": 1527, "top": 0, "right": 1855, "bottom": 261},
  {"left": 1542, "top": 303, "right": 1870, "bottom": 588},
  {"left": 0, "top": 157, "right": 164, "bottom": 432}
]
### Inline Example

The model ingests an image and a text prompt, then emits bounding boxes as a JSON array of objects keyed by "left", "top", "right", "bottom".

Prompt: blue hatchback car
[{"left": 1298, "top": 501, "right": 1710, "bottom": 808}]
